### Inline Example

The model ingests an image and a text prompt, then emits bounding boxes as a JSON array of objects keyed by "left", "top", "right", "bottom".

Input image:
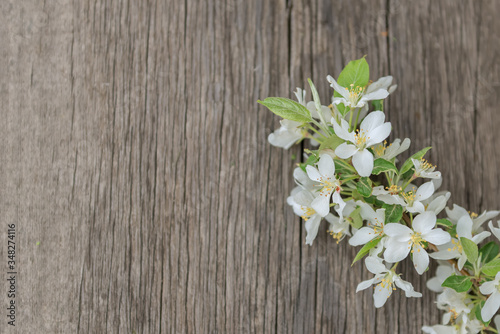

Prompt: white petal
[
  {"left": 361, "top": 89, "right": 389, "bottom": 102},
  {"left": 327, "top": 75, "right": 350, "bottom": 100},
  {"left": 445, "top": 204, "right": 469, "bottom": 223},
  {"left": 412, "top": 245, "right": 429, "bottom": 275},
  {"left": 426, "top": 194, "right": 449, "bottom": 214},
  {"left": 384, "top": 240, "right": 411, "bottom": 263},
  {"left": 429, "top": 248, "right": 458, "bottom": 261},
  {"left": 394, "top": 278, "right": 422, "bottom": 297},
  {"left": 305, "top": 215, "right": 322, "bottom": 245},
  {"left": 373, "top": 283, "right": 392, "bottom": 308},
  {"left": 494, "top": 315, "right": 500, "bottom": 332},
  {"left": 349, "top": 227, "right": 376, "bottom": 246},
  {"left": 481, "top": 291, "right": 500, "bottom": 322},
  {"left": 422, "top": 229, "right": 451, "bottom": 245},
  {"left": 311, "top": 191, "right": 332, "bottom": 217},
  {"left": 366, "top": 123, "right": 392, "bottom": 147},
  {"left": 489, "top": 221, "right": 500, "bottom": 241},
  {"left": 318, "top": 154, "right": 335, "bottom": 178},
  {"left": 471, "top": 231, "right": 491, "bottom": 244},
  {"left": 306, "top": 166, "right": 323, "bottom": 184},
  {"left": 480, "top": 280, "right": 497, "bottom": 295},
  {"left": 360, "top": 111, "right": 385, "bottom": 133},
  {"left": 384, "top": 223, "right": 412, "bottom": 238},
  {"left": 456, "top": 216, "right": 473, "bottom": 239},
  {"left": 356, "top": 278, "right": 376, "bottom": 292},
  {"left": 332, "top": 118, "right": 355, "bottom": 142},
  {"left": 427, "top": 277, "right": 444, "bottom": 293},
  {"left": 335, "top": 143, "right": 358, "bottom": 159},
  {"left": 364, "top": 256, "right": 387, "bottom": 274},
  {"left": 413, "top": 212, "right": 437, "bottom": 233},
  {"left": 366, "top": 76, "right": 393, "bottom": 94},
  {"left": 352, "top": 149, "right": 374, "bottom": 177},
  {"left": 416, "top": 181, "right": 435, "bottom": 201}
]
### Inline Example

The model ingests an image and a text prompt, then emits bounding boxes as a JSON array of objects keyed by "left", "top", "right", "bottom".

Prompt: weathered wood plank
[{"left": 0, "top": 0, "right": 499, "bottom": 333}]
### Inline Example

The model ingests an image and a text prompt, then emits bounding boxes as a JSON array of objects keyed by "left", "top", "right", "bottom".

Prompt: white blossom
[
  {"left": 446, "top": 204, "right": 499, "bottom": 235},
  {"left": 287, "top": 188, "right": 335, "bottom": 246},
  {"left": 305, "top": 154, "right": 345, "bottom": 218},
  {"left": 268, "top": 119, "right": 303, "bottom": 149},
  {"left": 489, "top": 220, "right": 500, "bottom": 241},
  {"left": 373, "top": 138, "right": 411, "bottom": 160},
  {"left": 430, "top": 215, "right": 491, "bottom": 270},
  {"left": 356, "top": 256, "right": 421, "bottom": 308},
  {"left": 327, "top": 75, "right": 390, "bottom": 109},
  {"left": 333, "top": 111, "right": 392, "bottom": 176},
  {"left": 383, "top": 212, "right": 450, "bottom": 274},
  {"left": 412, "top": 158, "right": 441, "bottom": 179},
  {"left": 348, "top": 202, "right": 386, "bottom": 246}
]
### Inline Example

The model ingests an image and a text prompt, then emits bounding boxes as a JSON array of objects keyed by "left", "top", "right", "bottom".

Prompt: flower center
[
  {"left": 386, "top": 185, "right": 402, "bottom": 195},
  {"left": 375, "top": 275, "right": 396, "bottom": 296},
  {"left": 416, "top": 158, "right": 436, "bottom": 176},
  {"left": 354, "top": 129, "right": 370, "bottom": 149},
  {"left": 374, "top": 140, "right": 389, "bottom": 157},
  {"left": 447, "top": 237, "right": 463, "bottom": 253},
  {"left": 348, "top": 84, "right": 364, "bottom": 107},
  {"left": 410, "top": 232, "right": 424, "bottom": 250},
  {"left": 328, "top": 230, "right": 344, "bottom": 244},
  {"left": 300, "top": 206, "right": 316, "bottom": 221},
  {"left": 402, "top": 191, "right": 416, "bottom": 205},
  {"left": 317, "top": 176, "right": 342, "bottom": 195}
]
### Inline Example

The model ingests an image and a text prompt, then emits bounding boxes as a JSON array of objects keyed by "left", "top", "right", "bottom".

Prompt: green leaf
[
  {"left": 349, "top": 207, "right": 363, "bottom": 229},
  {"left": 372, "top": 159, "right": 398, "bottom": 175},
  {"left": 299, "top": 154, "right": 319, "bottom": 172},
  {"left": 399, "top": 147, "right": 432, "bottom": 175},
  {"left": 479, "top": 242, "right": 500, "bottom": 264},
  {"left": 258, "top": 97, "right": 312, "bottom": 123},
  {"left": 337, "top": 57, "right": 370, "bottom": 89},
  {"left": 371, "top": 99, "right": 383, "bottom": 111},
  {"left": 441, "top": 275, "right": 473, "bottom": 293},
  {"left": 436, "top": 218, "right": 453, "bottom": 229},
  {"left": 482, "top": 258, "right": 500, "bottom": 276},
  {"left": 319, "top": 135, "right": 344, "bottom": 151},
  {"left": 383, "top": 204, "right": 403, "bottom": 223},
  {"left": 356, "top": 177, "right": 372, "bottom": 197},
  {"left": 364, "top": 195, "right": 385, "bottom": 207},
  {"left": 460, "top": 237, "right": 478, "bottom": 264},
  {"left": 352, "top": 237, "right": 382, "bottom": 265},
  {"left": 334, "top": 158, "right": 356, "bottom": 174}
]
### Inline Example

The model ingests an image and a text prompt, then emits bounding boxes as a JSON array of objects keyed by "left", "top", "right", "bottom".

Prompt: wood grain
[{"left": 0, "top": 0, "right": 499, "bottom": 333}]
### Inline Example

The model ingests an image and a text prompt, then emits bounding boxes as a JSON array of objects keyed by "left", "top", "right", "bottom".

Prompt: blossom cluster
[{"left": 259, "top": 57, "right": 500, "bottom": 333}]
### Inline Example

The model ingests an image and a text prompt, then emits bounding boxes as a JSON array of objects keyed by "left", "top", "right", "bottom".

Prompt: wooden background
[{"left": 1, "top": 0, "right": 499, "bottom": 333}]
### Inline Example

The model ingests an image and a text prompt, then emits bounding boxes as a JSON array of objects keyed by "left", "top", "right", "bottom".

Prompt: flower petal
[
  {"left": 362, "top": 89, "right": 389, "bottom": 102},
  {"left": 422, "top": 229, "right": 451, "bottom": 245},
  {"left": 360, "top": 111, "right": 385, "bottom": 133},
  {"left": 305, "top": 214, "right": 322, "bottom": 245},
  {"left": 311, "top": 191, "right": 332, "bottom": 217},
  {"left": 364, "top": 256, "right": 387, "bottom": 274},
  {"left": 384, "top": 240, "right": 411, "bottom": 263},
  {"left": 356, "top": 278, "right": 376, "bottom": 292},
  {"left": 335, "top": 143, "right": 358, "bottom": 159},
  {"left": 416, "top": 181, "right": 435, "bottom": 201},
  {"left": 318, "top": 154, "right": 335, "bottom": 178},
  {"left": 366, "top": 123, "right": 392, "bottom": 147},
  {"left": 481, "top": 291, "right": 500, "bottom": 322},
  {"left": 413, "top": 211, "right": 437, "bottom": 233},
  {"left": 384, "top": 223, "right": 412, "bottom": 238},
  {"left": 373, "top": 283, "right": 392, "bottom": 308},
  {"left": 327, "top": 75, "right": 350, "bottom": 100},
  {"left": 480, "top": 280, "right": 498, "bottom": 295},
  {"left": 352, "top": 149, "right": 374, "bottom": 177},
  {"left": 456, "top": 216, "right": 473, "bottom": 239},
  {"left": 349, "top": 227, "right": 376, "bottom": 246},
  {"left": 412, "top": 245, "right": 429, "bottom": 275}
]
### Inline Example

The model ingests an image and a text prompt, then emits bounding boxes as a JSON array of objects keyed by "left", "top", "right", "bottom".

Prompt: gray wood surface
[{"left": 1, "top": 0, "right": 499, "bottom": 333}]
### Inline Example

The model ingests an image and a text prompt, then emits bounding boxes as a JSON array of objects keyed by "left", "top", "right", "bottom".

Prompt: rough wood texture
[{"left": 1, "top": 0, "right": 499, "bottom": 333}]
